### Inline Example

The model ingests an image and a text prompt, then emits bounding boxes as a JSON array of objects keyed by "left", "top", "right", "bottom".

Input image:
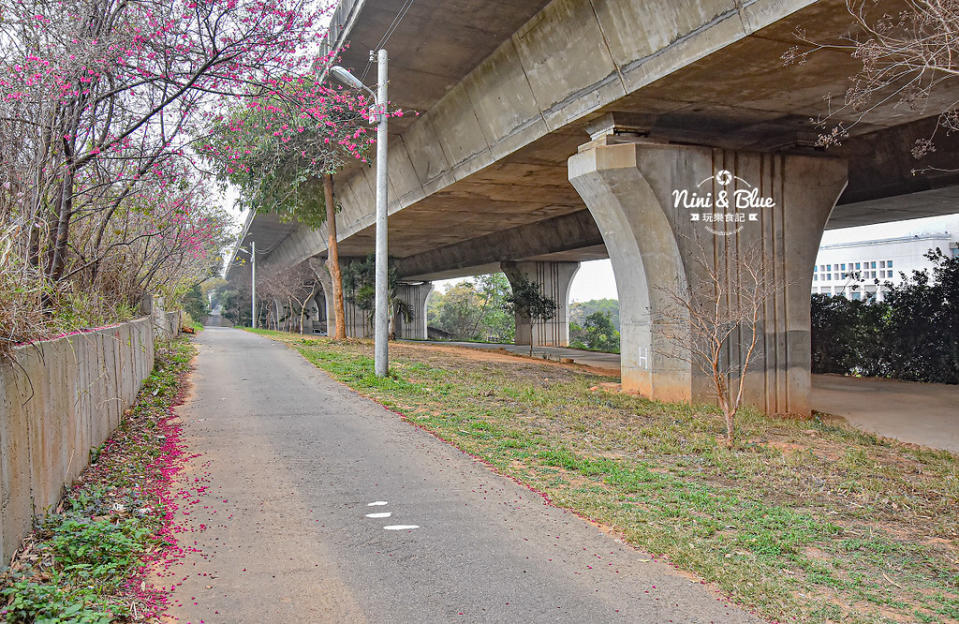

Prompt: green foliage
[
  {"left": 810, "top": 293, "right": 888, "bottom": 375},
  {"left": 206, "top": 82, "right": 368, "bottom": 229},
  {"left": 570, "top": 310, "right": 620, "bottom": 353},
  {"left": 51, "top": 519, "right": 151, "bottom": 584},
  {"left": 570, "top": 298, "right": 619, "bottom": 330},
  {"left": 811, "top": 248, "right": 959, "bottom": 383},
  {"left": 181, "top": 283, "right": 208, "bottom": 324},
  {"left": 427, "top": 273, "right": 514, "bottom": 342},
  {"left": 342, "top": 255, "right": 412, "bottom": 332},
  {"left": 2, "top": 579, "right": 114, "bottom": 624}
]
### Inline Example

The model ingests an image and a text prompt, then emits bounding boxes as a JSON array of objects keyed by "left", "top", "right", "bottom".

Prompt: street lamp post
[
  {"left": 329, "top": 51, "right": 389, "bottom": 377},
  {"left": 250, "top": 240, "right": 256, "bottom": 328},
  {"left": 372, "top": 50, "right": 389, "bottom": 378}
]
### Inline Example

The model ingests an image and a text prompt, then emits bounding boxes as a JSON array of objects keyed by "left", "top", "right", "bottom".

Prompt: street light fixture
[
  {"left": 329, "top": 66, "right": 370, "bottom": 93},
  {"left": 328, "top": 51, "right": 390, "bottom": 377}
]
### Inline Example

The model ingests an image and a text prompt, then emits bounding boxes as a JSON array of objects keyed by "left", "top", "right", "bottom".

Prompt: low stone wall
[{"left": 0, "top": 314, "right": 180, "bottom": 562}]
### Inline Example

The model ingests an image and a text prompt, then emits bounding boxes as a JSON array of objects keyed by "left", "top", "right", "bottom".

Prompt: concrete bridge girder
[{"left": 569, "top": 138, "right": 847, "bottom": 416}]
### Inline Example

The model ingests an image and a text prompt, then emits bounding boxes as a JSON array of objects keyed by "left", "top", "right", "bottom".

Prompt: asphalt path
[{"left": 161, "top": 327, "right": 759, "bottom": 623}]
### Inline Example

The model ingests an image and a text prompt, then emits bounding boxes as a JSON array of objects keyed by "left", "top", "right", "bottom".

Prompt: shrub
[{"left": 811, "top": 248, "right": 959, "bottom": 383}]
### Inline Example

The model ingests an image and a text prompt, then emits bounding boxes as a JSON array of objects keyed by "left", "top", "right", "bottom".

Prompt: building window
[
  {"left": 880, "top": 260, "right": 886, "bottom": 268},
  {"left": 851, "top": 291, "right": 861, "bottom": 301},
  {"left": 813, "top": 274, "right": 818, "bottom": 281},
  {"left": 855, "top": 262, "right": 861, "bottom": 270},
  {"left": 871, "top": 261, "right": 877, "bottom": 268},
  {"left": 888, "top": 260, "right": 893, "bottom": 268}
]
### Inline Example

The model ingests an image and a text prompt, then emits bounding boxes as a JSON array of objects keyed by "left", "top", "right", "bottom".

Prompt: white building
[{"left": 813, "top": 231, "right": 958, "bottom": 302}]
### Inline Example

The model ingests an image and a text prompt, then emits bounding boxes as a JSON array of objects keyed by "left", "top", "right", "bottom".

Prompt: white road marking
[
  {"left": 365, "top": 512, "right": 392, "bottom": 518},
  {"left": 367, "top": 501, "right": 388, "bottom": 506},
  {"left": 383, "top": 525, "right": 419, "bottom": 531}
]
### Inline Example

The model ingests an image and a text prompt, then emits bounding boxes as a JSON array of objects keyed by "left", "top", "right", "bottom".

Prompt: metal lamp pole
[
  {"left": 250, "top": 240, "right": 257, "bottom": 328},
  {"left": 328, "top": 51, "right": 389, "bottom": 376},
  {"left": 372, "top": 50, "right": 389, "bottom": 377}
]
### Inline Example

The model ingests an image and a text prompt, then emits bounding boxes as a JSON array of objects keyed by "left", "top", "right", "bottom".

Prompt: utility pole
[
  {"left": 251, "top": 240, "right": 257, "bottom": 329},
  {"left": 373, "top": 49, "right": 389, "bottom": 377}
]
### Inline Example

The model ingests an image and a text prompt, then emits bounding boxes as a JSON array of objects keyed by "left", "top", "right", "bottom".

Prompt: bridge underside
[{"left": 235, "top": 0, "right": 959, "bottom": 414}]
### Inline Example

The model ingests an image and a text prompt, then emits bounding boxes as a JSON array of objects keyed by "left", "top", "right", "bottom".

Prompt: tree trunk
[
  {"left": 323, "top": 174, "right": 347, "bottom": 340},
  {"left": 530, "top": 320, "right": 534, "bottom": 357},
  {"left": 724, "top": 408, "right": 736, "bottom": 447},
  {"left": 47, "top": 168, "right": 74, "bottom": 281},
  {"left": 388, "top": 301, "right": 396, "bottom": 341}
]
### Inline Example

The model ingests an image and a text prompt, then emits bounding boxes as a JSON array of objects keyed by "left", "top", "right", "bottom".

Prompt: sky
[{"left": 433, "top": 212, "right": 959, "bottom": 303}]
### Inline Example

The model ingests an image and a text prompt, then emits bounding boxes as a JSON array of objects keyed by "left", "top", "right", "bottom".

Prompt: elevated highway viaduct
[{"left": 232, "top": 0, "right": 959, "bottom": 416}]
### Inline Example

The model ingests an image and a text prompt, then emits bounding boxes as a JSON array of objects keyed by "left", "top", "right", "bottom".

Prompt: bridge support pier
[
  {"left": 394, "top": 282, "right": 433, "bottom": 340},
  {"left": 568, "top": 139, "right": 846, "bottom": 415},
  {"left": 311, "top": 259, "right": 371, "bottom": 338},
  {"left": 501, "top": 261, "right": 580, "bottom": 347},
  {"left": 311, "top": 264, "right": 335, "bottom": 335}
]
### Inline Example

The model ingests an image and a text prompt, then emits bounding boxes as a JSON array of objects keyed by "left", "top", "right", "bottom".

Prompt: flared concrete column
[
  {"left": 501, "top": 261, "right": 580, "bottom": 347},
  {"left": 395, "top": 282, "right": 433, "bottom": 340},
  {"left": 311, "top": 263, "right": 335, "bottom": 332},
  {"left": 568, "top": 139, "right": 847, "bottom": 415}
]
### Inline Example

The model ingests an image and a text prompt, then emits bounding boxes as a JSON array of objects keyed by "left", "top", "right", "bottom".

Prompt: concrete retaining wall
[{"left": 0, "top": 314, "right": 181, "bottom": 562}]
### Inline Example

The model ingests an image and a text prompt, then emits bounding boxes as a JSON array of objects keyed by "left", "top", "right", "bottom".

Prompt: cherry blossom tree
[
  {"left": 0, "top": 0, "right": 338, "bottom": 347},
  {"left": 205, "top": 72, "right": 404, "bottom": 340}
]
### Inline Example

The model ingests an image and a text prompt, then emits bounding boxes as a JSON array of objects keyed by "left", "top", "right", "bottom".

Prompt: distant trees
[
  {"left": 570, "top": 299, "right": 620, "bottom": 330},
  {"left": 256, "top": 262, "right": 317, "bottom": 333},
  {"left": 812, "top": 248, "right": 959, "bottom": 383},
  {"left": 570, "top": 311, "right": 620, "bottom": 353},
  {"left": 427, "top": 274, "right": 514, "bottom": 342}
]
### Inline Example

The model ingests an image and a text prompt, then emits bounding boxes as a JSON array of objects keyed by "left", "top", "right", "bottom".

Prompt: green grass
[
  {"left": 250, "top": 330, "right": 959, "bottom": 624},
  {"left": 0, "top": 338, "right": 195, "bottom": 624}
]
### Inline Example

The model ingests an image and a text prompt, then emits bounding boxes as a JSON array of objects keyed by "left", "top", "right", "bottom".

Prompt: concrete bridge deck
[{"left": 408, "top": 340, "right": 959, "bottom": 455}]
